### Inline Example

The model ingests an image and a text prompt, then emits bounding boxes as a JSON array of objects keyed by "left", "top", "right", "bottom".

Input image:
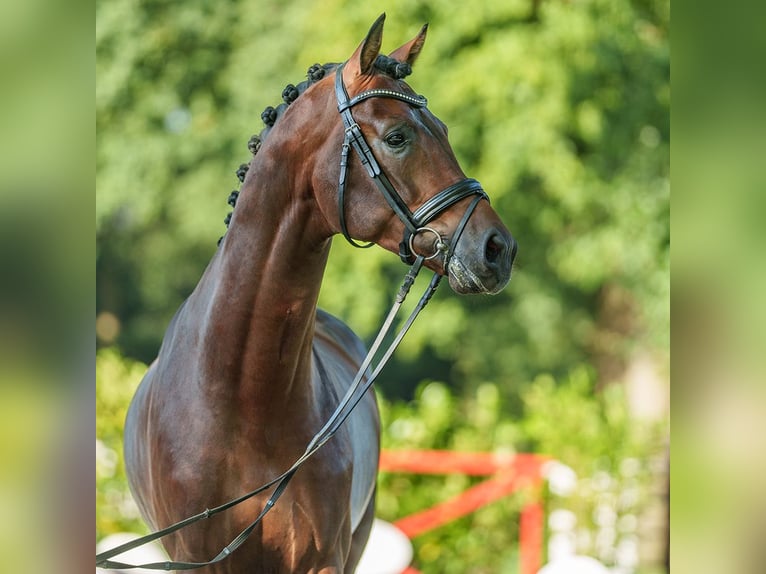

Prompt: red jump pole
[
  {"left": 379, "top": 450, "right": 548, "bottom": 574},
  {"left": 393, "top": 471, "right": 523, "bottom": 538},
  {"left": 519, "top": 489, "right": 544, "bottom": 574}
]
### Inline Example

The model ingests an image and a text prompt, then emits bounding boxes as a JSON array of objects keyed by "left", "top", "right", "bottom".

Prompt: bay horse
[{"left": 121, "top": 14, "right": 516, "bottom": 574}]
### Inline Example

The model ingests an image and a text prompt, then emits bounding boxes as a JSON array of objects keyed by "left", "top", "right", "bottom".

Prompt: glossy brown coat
[{"left": 124, "top": 14, "right": 515, "bottom": 574}]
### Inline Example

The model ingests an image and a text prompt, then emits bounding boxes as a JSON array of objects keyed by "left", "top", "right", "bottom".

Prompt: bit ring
[{"left": 409, "top": 227, "right": 448, "bottom": 260}]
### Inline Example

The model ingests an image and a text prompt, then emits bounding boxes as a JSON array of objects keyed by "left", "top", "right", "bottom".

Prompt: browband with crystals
[{"left": 339, "top": 88, "right": 427, "bottom": 112}]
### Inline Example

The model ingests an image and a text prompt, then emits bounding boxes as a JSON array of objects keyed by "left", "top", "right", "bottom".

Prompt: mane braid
[
  {"left": 218, "top": 56, "right": 412, "bottom": 244},
  {"left": 373, "top": 55, "right": 412, "bottom": 79}
]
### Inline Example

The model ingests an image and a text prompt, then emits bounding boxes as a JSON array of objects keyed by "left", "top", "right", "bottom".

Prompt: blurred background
[{"left": 96, "top": 0, "right": 669, "bottom": 572}]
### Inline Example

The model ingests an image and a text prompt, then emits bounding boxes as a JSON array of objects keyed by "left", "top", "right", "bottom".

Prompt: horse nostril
[{"left": 484, "top": 233, "right": 507, "bottom": 265}]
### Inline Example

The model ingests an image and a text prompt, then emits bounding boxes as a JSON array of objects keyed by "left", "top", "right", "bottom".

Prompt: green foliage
[
  {"left": 377, "top": 381, "right": 523, "bottom": 573},
  {"left": 96, "top": 349, "right": 148, "bottom": 539},
  {"left": 376, "top": 370, "right": 664, "bottom": 573},
  {"left": 520, "top": 369, "right": 665, "bottom": 568},
  {"left": 521, "top": 366, "right": 638, "bottom": 468}
]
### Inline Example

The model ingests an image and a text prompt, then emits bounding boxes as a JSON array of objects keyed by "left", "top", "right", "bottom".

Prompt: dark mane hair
[{"left": 218, "top": 56, "right": 412, "bottom": 244}]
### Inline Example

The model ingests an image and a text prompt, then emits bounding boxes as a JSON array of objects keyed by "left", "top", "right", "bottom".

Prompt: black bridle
[
  {"left": 96, "top": 61, "right": 492, "bottom": 572},
  {"left": 335, "top": 63, "right": 488, "bottom": 265}
]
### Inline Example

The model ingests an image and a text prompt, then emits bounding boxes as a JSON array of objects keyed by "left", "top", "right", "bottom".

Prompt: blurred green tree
[
  {"left": 97, "top": 0, "right": 668, "bottom": 404},
  {"left": 96, "top": 348, "right": 149, "bottom": 538}
]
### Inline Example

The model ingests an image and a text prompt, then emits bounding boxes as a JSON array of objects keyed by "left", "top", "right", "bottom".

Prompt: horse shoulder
[{"left": 312, "top": 309, "right": 380, "bottom": 533}]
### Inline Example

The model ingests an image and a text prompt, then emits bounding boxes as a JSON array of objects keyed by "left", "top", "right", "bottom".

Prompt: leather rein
[{"left": 96, "top": 63, "right": 489, "bottom": 571}]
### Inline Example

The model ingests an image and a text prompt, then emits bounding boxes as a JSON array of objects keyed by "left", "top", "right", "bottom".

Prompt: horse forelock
[{"left": 218, "top": 56, "right": 414, "bottom": 244}]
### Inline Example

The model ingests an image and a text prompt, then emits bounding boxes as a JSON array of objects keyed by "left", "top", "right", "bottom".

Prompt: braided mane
[{"left": 218, "top": 56, "right": 412, "bottom": 244}]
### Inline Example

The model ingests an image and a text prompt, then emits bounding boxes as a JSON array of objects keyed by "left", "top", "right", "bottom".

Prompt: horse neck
[{"left": 195, "top": 128, "right": 333, "bottom": 410}]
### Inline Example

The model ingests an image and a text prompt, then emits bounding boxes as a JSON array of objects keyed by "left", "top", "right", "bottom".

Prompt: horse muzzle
[{"left": 447, "top": 227, "right": 517, "bottom": 295}]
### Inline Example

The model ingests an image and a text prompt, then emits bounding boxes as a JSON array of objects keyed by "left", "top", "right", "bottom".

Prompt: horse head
[{"left": 307, "top": 14, "right": 517, "bottom": 295}]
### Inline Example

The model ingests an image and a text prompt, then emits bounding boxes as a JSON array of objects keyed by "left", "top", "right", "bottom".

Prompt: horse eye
[{"left": 385, "top": 132, "right": 407, "bottom": 148}]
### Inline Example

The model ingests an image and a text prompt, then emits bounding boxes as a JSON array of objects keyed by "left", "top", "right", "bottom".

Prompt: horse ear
[
  {"left": 345, "top": 13, "right": 385, "bottom": 79},
  {"left": 388, "top": 23, "right": 428, "bottom": 67}
]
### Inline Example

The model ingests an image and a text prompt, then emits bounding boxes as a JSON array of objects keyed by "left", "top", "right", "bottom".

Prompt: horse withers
[{"left": 123, "top": 14, "right": 516, "bottom": 573}]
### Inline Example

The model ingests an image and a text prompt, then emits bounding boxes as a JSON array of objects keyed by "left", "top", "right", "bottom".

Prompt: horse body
[
  {"left": 125, "top": 86, "right": 378, "bottom": 571},
  {"left": 126, "top": 308, "right": 377, "bottom": 573},
  {"left": 123, "top": 14, "right": 516, "bottom": 573}
]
